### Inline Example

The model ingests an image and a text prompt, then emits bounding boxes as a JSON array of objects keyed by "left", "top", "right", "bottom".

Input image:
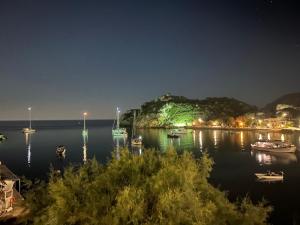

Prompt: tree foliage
[{"left": 23, "top": 148, "right": 271, "bottom": 225}]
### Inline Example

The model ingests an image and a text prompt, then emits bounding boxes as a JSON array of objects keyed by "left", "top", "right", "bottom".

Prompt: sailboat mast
[
  {"left": 83, "top": 113, "right": 86, "bottom": 130},
  {"left": 28, "top": 107, "right": 32, "bottom": 129},
  {"left": 133, "top": 110, "right": 136, "bottom": 137},
  {"left": 116, "top": 107, "right": 120, "bottom": 129}
]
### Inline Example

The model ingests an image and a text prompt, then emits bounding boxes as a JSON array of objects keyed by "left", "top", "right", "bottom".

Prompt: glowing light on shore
[
  {"left": 281, "top": 134, "right": 285, "bottom": 142},
  {"left": 267, "top": 133, "right": 271, "bottom": 140},
  {"left": 213, "top": 130, "right": 217, "bottom": 147},
  {"left": 174, "top": 123, "right": 185, "bottom": 127},
  {"left": 199, "top": 131, "right": 203, "bottom": 151},
  {"left": 240, "top": 132, "right": 244, "bottom": 150},
  {"left": 259, "top": 134, "right": 263, "bottom": 140},
  {"left": 193, "top": 130, "right": 196, "bottom": 146},
  {"left": 198, "top": 118, "right": 203, "bottom": 123}
]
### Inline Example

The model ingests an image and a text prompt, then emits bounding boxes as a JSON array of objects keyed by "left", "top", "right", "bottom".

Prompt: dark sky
[{"left": 0, "top": 0, "right": 299, "bottom": 120}]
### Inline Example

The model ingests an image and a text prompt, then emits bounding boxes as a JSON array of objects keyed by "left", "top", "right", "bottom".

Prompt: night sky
[{"left": 0, "top": 0, "right": 299, "bottom": 120}]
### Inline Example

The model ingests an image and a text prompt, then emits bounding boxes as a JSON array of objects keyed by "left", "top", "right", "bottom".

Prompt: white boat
[
  {"left": 251, "top": 140, "right": 296, "bottom": 153},
  {"left": 56, "top": 145, "right": 66, "bottom": 156},
  {"left": 0, "top": 134, "right": 7, "bottom": 141},
  {"left": 112, "top": 107, "right": 128, "bottom": 137},
  {"left": 255, "top": 171, "right": 284, "bottom": 181},
  {"left": 131, "top": 110, "right": 142, "bottom": 146},
  {"left": 22, "top": 107, "right": 36, "bottom": 134},
  {"left": 171, "top": 128, "right": 189, "bottom": 134},
  {"left": 22, "top": 128, "right": 36, "bottom": 134},
  {"left": 167, "top": 132, "right": 180, "bottom": 138},
  {"left": 131, "top": 136, "right": 142, "bottom": 146}
]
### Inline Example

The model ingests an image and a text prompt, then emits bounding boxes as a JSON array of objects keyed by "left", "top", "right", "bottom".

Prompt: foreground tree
[{"left": 23, "top": 148, "right": 271, "bottom": 225}]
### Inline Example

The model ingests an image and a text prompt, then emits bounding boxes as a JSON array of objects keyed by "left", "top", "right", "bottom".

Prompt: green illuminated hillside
[{"left": 121, "top": 94, "right": 257, "bottom": 128}]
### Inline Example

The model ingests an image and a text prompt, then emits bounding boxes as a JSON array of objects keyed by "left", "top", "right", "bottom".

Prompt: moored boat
[
  {"left": 22, "top": 128, "right": 36, "bottom": 134},
  {"left": 0, "top": 134, "right": 7, "bottom": 141},
  {"left": 131, "top": 136, "right": 143, "bottom": 146},
  {"left": 131, "top": 110, "right": 143, "bottom": 146},
  {"left": 112, "top": 107, "right": 128, "bottom": 137},
  {"left": 171, "top": 128, "right": 189, "bottom": 135},
  {"left": 56, "top": 145, "right": 66, "bottom": 156},
  {"left": 167, "top": 132, "right": 180, "bottom": 138},
  {"left": 255, "top": 171, "right": 284, "bottom": 181},
  {"left": 22, "top": 107, "right": 36, "bottom": 134},
  {"left": 251, "top": 140, "right": 296, "bottom": 153}
]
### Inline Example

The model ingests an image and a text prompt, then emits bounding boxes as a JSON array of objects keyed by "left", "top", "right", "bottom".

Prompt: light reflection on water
[
  {"left": 133, "top": 129, "right": 300, "bottom": 166},
  {"left": 1, "top": 124, "right": 300, "bottom": 225}
]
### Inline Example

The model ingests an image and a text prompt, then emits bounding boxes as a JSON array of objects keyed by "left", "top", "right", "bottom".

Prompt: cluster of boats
[
  {"left": 112, "top": 108, "right": 143, "bottom": 146},
  {"left": 251, "top": 137, "right": 297, "bottom": 182}
]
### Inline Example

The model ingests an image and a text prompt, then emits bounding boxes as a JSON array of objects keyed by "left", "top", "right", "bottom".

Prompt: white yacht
[
  {"left": 251, "top": 140, "right": 296, "bottom": 153},
  {"left": 171, "top": 128, "right": 189, "bottom": 134},
  {"left": 112, "top": 107, "right": 128, "bottom": 137},
  {"left": 22, "top": 107, "right": 36, "bottom": 134},
  {"left": 255, "top": 171, "right": 284, "bottom": 181}
]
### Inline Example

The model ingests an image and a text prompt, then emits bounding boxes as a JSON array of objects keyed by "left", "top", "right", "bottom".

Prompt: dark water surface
[{"left": 1, "top": 120, "right": 300, "bottom": 225}]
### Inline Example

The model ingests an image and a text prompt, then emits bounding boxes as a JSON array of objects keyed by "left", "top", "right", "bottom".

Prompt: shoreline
[{"left": 137, "top": 126, "right": 300, "bottom": 133}]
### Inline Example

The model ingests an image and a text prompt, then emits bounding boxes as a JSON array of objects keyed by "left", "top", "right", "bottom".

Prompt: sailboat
[
  {"left": 131, "top": 110, "right": 142, "bottom": 146},
  {"left": 22, "top": 107, "right": 36, "bottom": 133},
  {"left": 112, "top": 107, "right": 128, "bottom": 137}
]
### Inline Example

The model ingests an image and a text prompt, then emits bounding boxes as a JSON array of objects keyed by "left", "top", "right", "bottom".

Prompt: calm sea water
[{"left": 1, "top": 120, "right": 300, "bottom": 225}]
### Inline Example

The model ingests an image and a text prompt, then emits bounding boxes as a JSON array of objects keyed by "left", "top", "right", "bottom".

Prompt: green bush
[{"left": 23, "top": 148, "right": 271, "bottom": 225}]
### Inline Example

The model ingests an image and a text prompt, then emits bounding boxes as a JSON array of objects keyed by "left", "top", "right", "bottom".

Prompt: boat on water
[
  {"left": 56, "top": 145, "right": 66, "bottom": 156},
  {"left": 132, "top": 136, "right": 142, "bottom": 146},
  {"left": 251, "top": 140, "right": 296, "bottom": 153},
  {"left": 22, "top": 107, "right": 36, "bottom": 134},
  {"left": 112, "top": 107, "right": 128, "bottom": 137},
  {"left": 167, "top": 132, "right": 180, "bottom": 138},
  {"left": 131, "top": 110, "right": 143, "bottom": 146},
  {"left": 0, "top": 134, "right": 7, "bottom": 141},
  {"left": 255, "top": 171, "right": 284, "bottom": 181},
  {"left": 170, "top": 128, "right": 189, "bottom": 135}
]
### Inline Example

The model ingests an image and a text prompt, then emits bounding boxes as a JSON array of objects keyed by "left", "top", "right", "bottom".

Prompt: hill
[
  {"left": 121, "top": 94, "right": 257, "bottom": 128},
  {"left": 263, "top": 92, "right": 300, "bottom": 113}
]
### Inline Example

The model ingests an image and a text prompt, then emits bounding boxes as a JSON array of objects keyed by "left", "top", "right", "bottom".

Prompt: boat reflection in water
[
  {"left": 82, "top": 135, "right": 88, "bottom": 163},
  {"left": 25, "top": 133, "right": 32, "bottom": 167},
  {"left": 113, "top": 136, "right": 127, "bottom": 160},
  {"left": 251, "top": 150, "right": 298, "bottom": 165}
]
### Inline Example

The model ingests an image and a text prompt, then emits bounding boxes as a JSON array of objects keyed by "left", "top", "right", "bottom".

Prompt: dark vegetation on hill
[{"left": 263, "top": 92, "right": 300, "bottom": 113}]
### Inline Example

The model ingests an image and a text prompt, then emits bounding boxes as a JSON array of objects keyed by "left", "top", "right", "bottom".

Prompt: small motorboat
[
  {"left": 56, "top": 145, "right": 66, "bottom": 156},
  {"left": 131, "top": 136, "right": 142, "bottom": 146},
  {"left": 167, "top": 132, "right": 180, "bottom": 138},
  {"left": 0, "top": 134, "right": 7, "bottom": 141},
  {"left": 22, "top": 128, "right": 36, "bottom": 134},
  {"left": 251, "top": 140, "right": 296, "bottom": 153},
  {"left": 171, "top": 128, "right": 189, "bottom": 134},
  {"left": 255, "top": 171, "right": 284, "bottom": 181}
]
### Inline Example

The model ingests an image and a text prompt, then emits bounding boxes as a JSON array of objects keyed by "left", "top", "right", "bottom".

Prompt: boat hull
[
  {"left": 22, "top": 128, "right": 36, "bottom": 134},
  {"left": 255, "top": 173, "right": 283, "bottom": 180},
  {"left": 251, "top": 145, "right": 296, "bottom": 153},
  {"left": 112, "top": 128, "right": 128, "bottom": 137}
]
